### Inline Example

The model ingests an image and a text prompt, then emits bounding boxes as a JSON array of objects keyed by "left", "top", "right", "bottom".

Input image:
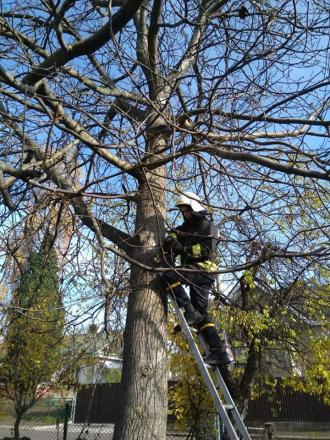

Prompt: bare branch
[{"left": 22, "top": 0, "right": 145, "bottom": 86}]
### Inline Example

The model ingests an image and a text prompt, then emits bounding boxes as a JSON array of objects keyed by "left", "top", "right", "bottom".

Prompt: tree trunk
[
  {"left": 113, "top": 169, "right": 168, "bottom": 439},
  {"left": 239, "top": 339, "right": 260, "bottom": 419},
  {"left": 14, "top": 412, "right": 22, "bottom": 440}
]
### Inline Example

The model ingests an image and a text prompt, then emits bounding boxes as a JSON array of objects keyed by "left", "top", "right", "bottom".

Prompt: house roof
[{"left": 62, "top": 328, "right": 123, "bottom": 360}]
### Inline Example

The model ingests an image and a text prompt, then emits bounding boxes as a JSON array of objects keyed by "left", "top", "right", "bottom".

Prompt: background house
[
  {"left": 225, "top": 279, "right": 330, "bottom": 427},
  {"left": 71, "top": 293, "right": 330, "bottom": 428}
]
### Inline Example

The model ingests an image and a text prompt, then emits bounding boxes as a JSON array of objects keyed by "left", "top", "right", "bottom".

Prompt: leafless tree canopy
[{"left": 0, "top": 0, "right": 329, "bottom": 438}]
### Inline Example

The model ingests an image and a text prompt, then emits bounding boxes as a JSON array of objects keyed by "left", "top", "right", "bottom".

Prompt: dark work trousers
[
  {"left": 160, "top": 267, "right": 225, "bottom": 352},
  {"left": 160, "top": 266, "right": 215, "bottom": 320}
]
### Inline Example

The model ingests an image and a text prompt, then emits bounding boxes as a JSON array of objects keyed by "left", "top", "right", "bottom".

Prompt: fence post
[
  {"left": 63, "top": 402, "right": 70, "bottom": 440},
  {"left": 263, "top": 422, "right": 275, "bottom": 440}
]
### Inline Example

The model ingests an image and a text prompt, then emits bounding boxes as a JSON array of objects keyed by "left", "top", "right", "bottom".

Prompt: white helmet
[{"left": 175, "top": 191, "right": 205, "bottom": 213}]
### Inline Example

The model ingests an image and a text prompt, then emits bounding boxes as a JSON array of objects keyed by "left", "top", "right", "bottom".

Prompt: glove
[
  {"left": 162, "top": 238, "right": 184, "bottom": 254},
  {"left": 172, "top": 240, "right": 184, "bottom": 254},
  {"left": 162, "top": 237, "right": 176, "bottom": 252}
]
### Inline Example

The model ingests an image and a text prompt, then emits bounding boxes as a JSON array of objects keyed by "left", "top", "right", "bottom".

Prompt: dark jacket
[{"left": 168, "top": 211, "right": 219, "bottom": 272}]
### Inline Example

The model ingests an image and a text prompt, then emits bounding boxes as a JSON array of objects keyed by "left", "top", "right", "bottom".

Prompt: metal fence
[
  {"left": 0, "top": 398, "right": 114, "bottom": 439},
  {"left": 0, "top": 398, "right": 198, "bottom": 440},
  {"left": 0, "top": 398, "right": 74, "bottom": 440},
  {"left": 2, "top": 396, "right": 330, "bottom": 440},
  {"left": 0, "top": 422, "right": 195, "bottom": 439}
]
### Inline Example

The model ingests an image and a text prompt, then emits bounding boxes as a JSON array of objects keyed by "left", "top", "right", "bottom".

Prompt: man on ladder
[{"left": 160, "top": 191, "right": 234, "bottom": 367}]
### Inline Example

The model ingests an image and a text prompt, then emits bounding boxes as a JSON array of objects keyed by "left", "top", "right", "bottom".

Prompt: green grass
[
  {"left": 0, "top": 400, "right": 14, "bottom": 422},
  {"left": 0, "top": 398, "right": 71, "bottom": 425}
]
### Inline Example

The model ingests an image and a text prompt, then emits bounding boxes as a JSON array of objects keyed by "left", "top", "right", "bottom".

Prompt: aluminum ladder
[{"left": 172, "top": 299, "right": 251, "bottom": 440}]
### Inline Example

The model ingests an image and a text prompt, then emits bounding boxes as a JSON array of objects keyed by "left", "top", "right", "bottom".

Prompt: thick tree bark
[{"left": 113, "top": 168, "right": 168, "bottom": 440}]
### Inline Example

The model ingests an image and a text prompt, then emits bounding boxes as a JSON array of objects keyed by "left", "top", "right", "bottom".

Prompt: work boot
[
  {"left": 183, "top": 302, "right": 203, "bottom": 326},
  {"left": 200, "top": 323, "right": 235, "bottom": 365},
  {"left": 173, "top": 324, "right": 182, "bottom": 333},
  {"left": 203, "top": 349, "right": 234, "bottom": 367}
]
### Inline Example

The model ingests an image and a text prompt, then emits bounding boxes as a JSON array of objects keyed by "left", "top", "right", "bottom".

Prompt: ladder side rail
[
  {"left": 213, "top": 368, "right": 251, "bottom": 440},
  {"left": 198, "top": 336, "right": 252, "bottom": 440},
  {"left": 172, "top": 301, "right": 240, "bottom": 440}
]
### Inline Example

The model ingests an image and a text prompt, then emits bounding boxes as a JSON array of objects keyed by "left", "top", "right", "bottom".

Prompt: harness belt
[{"left": 166, "top": 281, "right": 182, "bottom": 291}]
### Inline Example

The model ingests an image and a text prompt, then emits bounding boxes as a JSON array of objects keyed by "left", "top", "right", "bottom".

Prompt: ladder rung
[
  {"left": 204, "top": 361, "right": 235, "bottom": 369},
  {"left": 172, "top": 299, "right": 252, "bottom": 440}
]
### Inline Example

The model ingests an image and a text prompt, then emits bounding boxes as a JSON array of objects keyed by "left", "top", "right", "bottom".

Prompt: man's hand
[
  {"left": 162, "top": 238, "right": 183, "bottom": 253},
  {"left": 172, "top": 240, "right": 184, "bottom": 254},
  {"left": 162, "top": 237, "right": 176, "bottom": 251}
]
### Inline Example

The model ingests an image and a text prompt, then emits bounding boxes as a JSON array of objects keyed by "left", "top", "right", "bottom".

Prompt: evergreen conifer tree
[{"left": 1, "top": 233, "right": 64, "bottom": 440}]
